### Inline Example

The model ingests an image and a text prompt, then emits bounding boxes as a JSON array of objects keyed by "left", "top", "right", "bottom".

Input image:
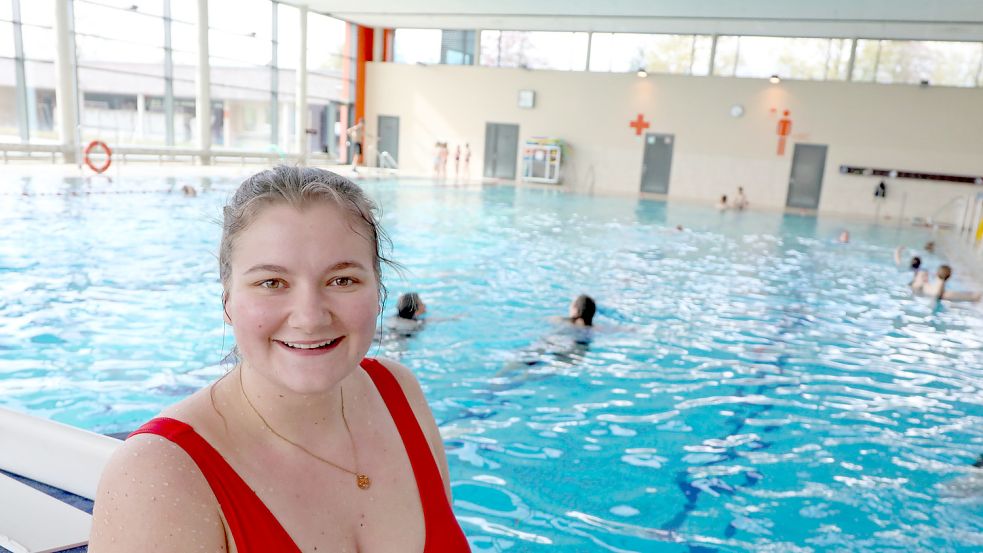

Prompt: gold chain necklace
[{"left": 238, "top": 368, "right": 371, "bottom": 490}]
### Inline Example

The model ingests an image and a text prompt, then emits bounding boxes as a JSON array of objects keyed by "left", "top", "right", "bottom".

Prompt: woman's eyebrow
[
  {"left": 328, "top": 261, "right": 367, "bottom": 272},
  {"left": 243, "top": 261, "right": 366, "bottom": 276},
  {"left": 243, "top": 263, "right": 288, "bottom": 275}
]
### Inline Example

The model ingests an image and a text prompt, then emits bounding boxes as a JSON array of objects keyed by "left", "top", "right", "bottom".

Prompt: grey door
[
  {"left": 484, "top": 123, "right": 519, "bottom": 179},
  {"left": 640, "top": 133, "right": 674, "bottom": 194},
  {"left": 377, "top": 115, "right": 399, "bottom": 165},
  {"left": 786, "top": 144, "right": 828, "bottom": 209}
]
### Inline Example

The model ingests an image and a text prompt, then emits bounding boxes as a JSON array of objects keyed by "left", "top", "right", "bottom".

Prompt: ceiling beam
[{"left": 287, "top": 0, "right": 983, "bottom": 41}]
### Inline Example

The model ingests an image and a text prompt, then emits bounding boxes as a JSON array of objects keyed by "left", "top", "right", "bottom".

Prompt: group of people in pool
[
  {"left": 895, "top": 242, "right": 982, "bottom": 302},
  {"left": 715, "top": 186, "right": 749, "bottom": 211},
  {"left": 392, "top": 291, "right": 597, "bottom": 327},
  {"left": 834, "top": 233, "right": 979, "bottom": 303}
]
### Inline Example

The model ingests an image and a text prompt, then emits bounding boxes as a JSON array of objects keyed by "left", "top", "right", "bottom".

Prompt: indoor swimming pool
[{"left": 2, "top": 175, "right": 983, "bottom": 552}]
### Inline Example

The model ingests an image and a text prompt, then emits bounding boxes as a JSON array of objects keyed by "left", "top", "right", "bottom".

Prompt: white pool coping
[{"left": 0, "top": 407, "right": 123, "bottom": 553}]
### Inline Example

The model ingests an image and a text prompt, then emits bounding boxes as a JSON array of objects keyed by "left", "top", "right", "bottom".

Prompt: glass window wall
[
  {"left": 712, "top": 36, "right": 853, "bottom": 81},
  {"left": 6, "top": 0, "right": 58, "bottom": 144},
  {"left": 0, "top": 56, "right": 21, "bottom": 143},
  {"left": 589, "top": 33, "right": 712, "bottom": 75},
  {"left": 208, "top": 0, "right": 273, "bottom": 150},
  {"left": 274, "top": 2, "right": 298, "bottom": 154},
  {"left": 5, "top": 0, "right": 983, "bottom": 152},
  {"left": 307, "top": 12, "right": 348, "bottom": 157},
  {"left": 393, "top": 29, "right": 441, "bottom": 65},
  {"left": 25, "top": 60, "right": 59, "bottom": 143},
  {"left": 75, "top": 0, "right": 167, "bottom": 145},
  {"left": 877, "top": 40, "right": 982, "bottom": 87},
  {"left": 480, "top": 30, "right": 589, "bottom": 71}
]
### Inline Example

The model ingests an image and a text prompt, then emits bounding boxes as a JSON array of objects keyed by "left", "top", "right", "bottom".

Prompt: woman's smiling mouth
[{"left": 274, "top": 337, "right": 344, "bottom": 353}]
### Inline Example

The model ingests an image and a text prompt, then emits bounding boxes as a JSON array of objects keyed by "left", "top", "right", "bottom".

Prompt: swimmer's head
[
  {"left": 924, "top": 241, "right": 936, "bottom": 253},
  {"left": 396, "top": 292, "right": 425, "bottom": 320},
  {"left": 938, "top": 265, "right": 952, "bottom": 281},
  {"left": 910, "top": 256, "right": 921, "bottom": 270},
  {"left": 569, "top": 294, "right": 596, "bottom": 327}
]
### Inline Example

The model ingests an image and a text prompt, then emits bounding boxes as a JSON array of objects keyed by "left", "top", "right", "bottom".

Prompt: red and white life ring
[{"left": 84, "top": 140, "right": 112, "bottom": 174}]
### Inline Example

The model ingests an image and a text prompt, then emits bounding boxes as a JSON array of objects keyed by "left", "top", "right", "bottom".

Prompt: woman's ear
[{"left": 223, "top": 293, "right": 232, "bottom": 325}]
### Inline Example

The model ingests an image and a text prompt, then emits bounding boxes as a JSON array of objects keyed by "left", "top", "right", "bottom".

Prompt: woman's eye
[
  {"left": 259, "top": 279, "right": 284, "bottom": 289},
  {"left": 330, "top": 277, "right": 355, "bottom": 287}
]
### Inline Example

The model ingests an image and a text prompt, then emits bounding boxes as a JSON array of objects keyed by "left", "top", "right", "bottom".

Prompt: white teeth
[{"left": 281, "top": 338, "right": 337, "bottom": 349}]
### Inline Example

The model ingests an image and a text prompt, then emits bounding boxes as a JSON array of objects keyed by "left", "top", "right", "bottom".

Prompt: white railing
[
  {"left": 0, "top": 142, "right": 341, "bottom": 166},
  {"left": 378, "top": 150, "right": 398, "bottom": 171},
  {"left": 928, "top": 196, "right": 966, "bottom": 227}
]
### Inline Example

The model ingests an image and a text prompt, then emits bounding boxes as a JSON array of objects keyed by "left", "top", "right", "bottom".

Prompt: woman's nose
[{"left": 288, "top": 286, "right": 332, "bottom": 332}]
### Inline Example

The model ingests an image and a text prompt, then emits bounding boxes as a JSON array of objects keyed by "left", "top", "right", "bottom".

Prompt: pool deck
[{"left": 0, "top": 470, "right": 90, "bottom": 553}]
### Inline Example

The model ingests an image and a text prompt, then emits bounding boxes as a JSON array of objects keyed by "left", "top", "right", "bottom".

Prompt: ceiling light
[
  {"left": 769, "top": 75, "right": 781, "bottom": 84},
  {"left": 637, "top": 68, "right": 648, "bottom": 78}
]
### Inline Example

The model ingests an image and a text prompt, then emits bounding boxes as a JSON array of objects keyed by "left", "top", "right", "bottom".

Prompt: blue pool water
[{"left": 2, "top": 176, "right": 983, "bottom": 552}]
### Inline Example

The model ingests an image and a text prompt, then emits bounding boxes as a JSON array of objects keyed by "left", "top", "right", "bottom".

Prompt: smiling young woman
[{"left": 89, "top": 167, "right": 470, "bottom": 552}]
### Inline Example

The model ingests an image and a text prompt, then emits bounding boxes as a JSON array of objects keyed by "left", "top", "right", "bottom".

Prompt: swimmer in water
[{"left": 911, "top": 264, "right": 982, "bottom": 302}]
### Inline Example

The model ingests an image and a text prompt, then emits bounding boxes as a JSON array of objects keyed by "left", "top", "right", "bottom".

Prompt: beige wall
[{"left": 364, "top": 62, "right": 983, "bottom": 223}]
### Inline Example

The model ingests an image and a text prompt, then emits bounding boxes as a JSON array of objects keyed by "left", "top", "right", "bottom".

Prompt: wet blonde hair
[{"left": 219, "top": 166, "right": 400, "bottom": 359}]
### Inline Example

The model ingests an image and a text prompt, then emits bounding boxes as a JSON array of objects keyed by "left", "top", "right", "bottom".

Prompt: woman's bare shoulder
[{"left": 89, "top": 431, "right": 228, "bottom": 552}]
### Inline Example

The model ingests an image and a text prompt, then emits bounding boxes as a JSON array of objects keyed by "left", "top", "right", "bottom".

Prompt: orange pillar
[
  {"left": 354, "top": 26, "right": 374, "bottom": 129},
  {"left": 381, "top": 29, "right": 395, "bottom": 62}
]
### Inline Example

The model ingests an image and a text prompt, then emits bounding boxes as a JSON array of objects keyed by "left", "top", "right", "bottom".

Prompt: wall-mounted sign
[
  {"left": 840, "top": 165, "right": 983, "bottom": 185},
  {"left": 629, "top": 114, "right": 650, "bottom": 136},
  {"left": 518, "top": 90, "right": 535, "bottom": 109},
  {"left": 776, "top": 110, "right": 792, "bottom": 156}
]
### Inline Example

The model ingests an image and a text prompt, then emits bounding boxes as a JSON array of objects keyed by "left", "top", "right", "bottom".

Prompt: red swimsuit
[{"left": 129, "top": 358, "right": 470, "bottom": 552}]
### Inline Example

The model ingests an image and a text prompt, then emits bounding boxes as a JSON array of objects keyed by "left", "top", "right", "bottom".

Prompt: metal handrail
[
  {"left": 1, "top": 142, "right": 340, "bottom": 166},
  {"left": 378, "top": 150, "right": 398, "bottom": 170}
]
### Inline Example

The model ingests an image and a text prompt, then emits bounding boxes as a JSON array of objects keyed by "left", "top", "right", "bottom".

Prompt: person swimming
[
  {"left": 911, "top": 264, "right": 982, "bottom": 302},
  {"left": 496, "top": 295, "right": 599, "bottom": 383},
  {"left": 568, "top": 294, "right": 596, "bottom": 327},
  {"left": 396, "top": 292, "right": 426, "bottom": 321},
  {"left": 894, "top": 246, "right": 922, "bottom": 285}
]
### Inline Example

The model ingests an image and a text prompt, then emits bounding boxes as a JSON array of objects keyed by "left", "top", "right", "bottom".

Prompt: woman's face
[
  {"left": 568, "top": 300, "right": 580, "bottom": 320},
  {"left": 224, "top": 201, "right": 380, "bottom": 394}
]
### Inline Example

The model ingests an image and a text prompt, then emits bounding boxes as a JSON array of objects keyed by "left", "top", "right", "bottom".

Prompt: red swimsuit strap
[
  {"left": 129, "top": 417, "right": 300, "bottom": 552},
  {"left": 359, "top": 358, "right": 469, "bottom": 550}
]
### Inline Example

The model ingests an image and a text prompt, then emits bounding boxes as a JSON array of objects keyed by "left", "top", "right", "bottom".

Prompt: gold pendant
[{"left": 356, "top": 474, "right": 371, "bottom": 490}]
